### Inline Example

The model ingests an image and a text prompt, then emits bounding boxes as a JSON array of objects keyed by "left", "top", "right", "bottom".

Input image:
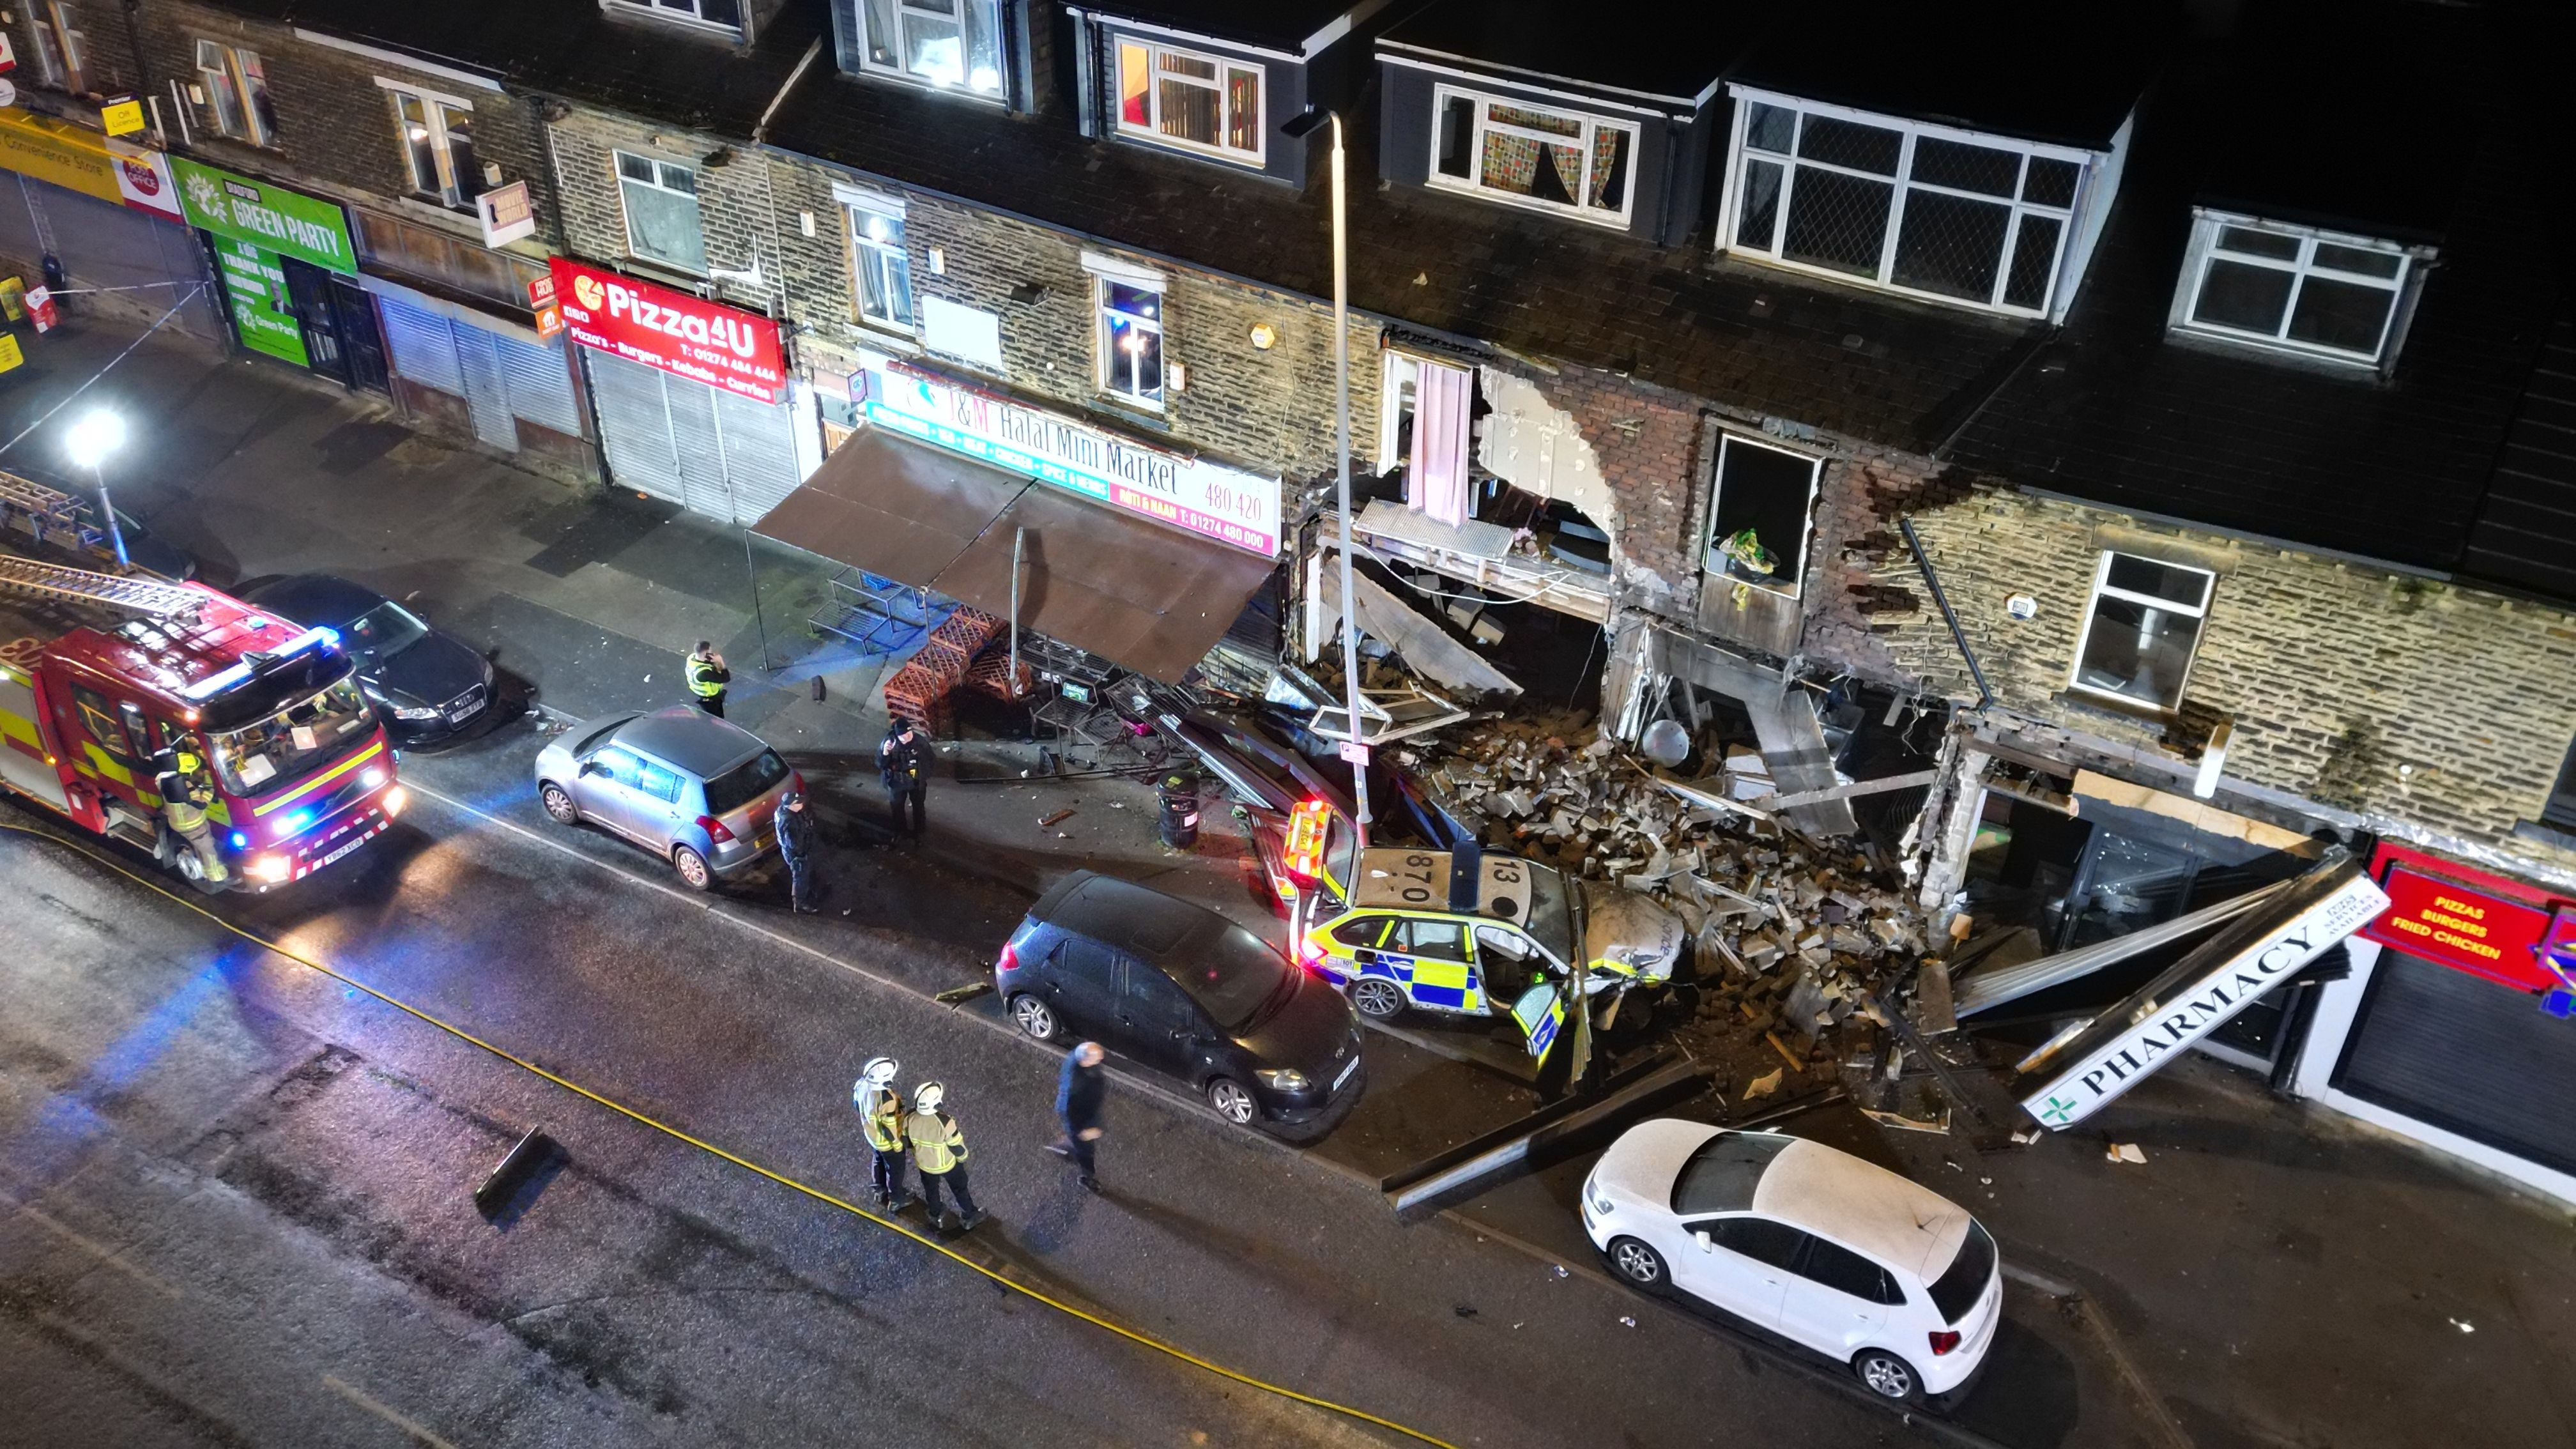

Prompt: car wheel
[
  {"left": 1605, "top": 1236, "right": 1667, "bottom": 1292},
  {"left": 1206, "top": 1077, "right": 1258, "bottom": 1127},
  {"left": 1009, "top": 993, "right": 1061, "bottom": 1043},
  {"left": 540, "top": 783, "right": 579, "bottom": 825},
  {"left": 1853, "top": 1349, "right": 1924, "bottom": 1404},
  {"left": 672, "top": 845, "right": 713, "bottom": 891},
  {"left": 1349, "top": 977, "right": 1407, "bottom": 1020}
]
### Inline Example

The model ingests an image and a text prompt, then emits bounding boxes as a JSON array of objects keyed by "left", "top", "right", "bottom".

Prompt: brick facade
[
  {"left": 0, "top": 1, "right": 145, "bottom": 108},
  {"left": 1864, "top": 486, "right": 2576, "bottom": 885}
]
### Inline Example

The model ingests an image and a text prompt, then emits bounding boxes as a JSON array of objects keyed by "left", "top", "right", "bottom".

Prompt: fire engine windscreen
[{"left": 207, "top": 675, "right": 372, "bottom": 795}]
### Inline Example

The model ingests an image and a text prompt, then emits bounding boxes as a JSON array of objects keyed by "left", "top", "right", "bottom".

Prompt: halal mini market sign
[{"left": 172, "top": 158, "right": 354, "bottom": 275}]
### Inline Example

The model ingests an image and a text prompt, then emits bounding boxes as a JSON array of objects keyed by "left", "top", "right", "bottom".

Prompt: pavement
[{"left": 3, "top": 308, "right": 2574, "bottom": 1449}]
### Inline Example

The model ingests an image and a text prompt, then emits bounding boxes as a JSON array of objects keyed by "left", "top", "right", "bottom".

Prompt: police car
[{"left": 1296, "top": 843, "right": 1685, "bottom": 1059}]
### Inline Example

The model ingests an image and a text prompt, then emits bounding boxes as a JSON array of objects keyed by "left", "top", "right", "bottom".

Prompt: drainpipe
[{"left": 1899, "top": 517, "right": 1991, "bottom": 710}]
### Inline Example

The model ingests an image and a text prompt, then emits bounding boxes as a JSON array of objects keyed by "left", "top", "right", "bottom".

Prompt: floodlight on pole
[{"left": 64, "top": 409, "right": 130, "bottom": 569}]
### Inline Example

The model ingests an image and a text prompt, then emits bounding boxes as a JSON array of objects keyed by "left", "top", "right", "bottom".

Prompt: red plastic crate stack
[
  {"left": 881, "top": 606, "right": 1006, "bottom": 730},
  {"left": 961, "top": 642, "right": 1034, "bottom": 702}
]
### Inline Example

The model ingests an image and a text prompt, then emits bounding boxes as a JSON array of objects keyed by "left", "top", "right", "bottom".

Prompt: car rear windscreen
[
  {"left": 1669, "top": 1131, "right": 1797, "bottom": 1215},
  {"left": 1927, "top": 1220, "right": 1997, "bottom": 1324},
  {"left": 705, "top": 749, "right": 788, "bottom": 815},
  {"left": 1170, "top": 924, "right": 1294, "bottom": 1031}
]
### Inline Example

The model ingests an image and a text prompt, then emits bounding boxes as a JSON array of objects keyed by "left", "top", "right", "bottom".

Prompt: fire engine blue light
[
  {"left": 281, "top": 809, "right": 314, "bottom": 834},
  {"left": 229, "top": 831, "right": 247, "bottom": 849}
]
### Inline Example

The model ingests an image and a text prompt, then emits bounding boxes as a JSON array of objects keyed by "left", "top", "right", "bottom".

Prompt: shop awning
[{"left": 753, "top": 427, "right": 1277, "bottom": 684}]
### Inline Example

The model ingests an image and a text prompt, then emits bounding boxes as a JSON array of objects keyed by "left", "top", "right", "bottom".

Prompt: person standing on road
[
  {"left": 852, "top": 1056, "right": 912, "bottom": 1211},
  {"left": 778, "top": 786, "right": 820, "bottom": 914},
  {"left": 151, "top": 741, "right": 227, "bottom": 884},
  {"left": 903, "top": 1082, "right": 984, "bottom": 1231},
  {"left": 877, "top": 716, "right": 929, "bottom": 843},
  {"left": 1047, "top": 1042, "right": 1106, "bottom": 1192},
  {"left": 686, "top": 641, "right": 731, "bottom": 718}
]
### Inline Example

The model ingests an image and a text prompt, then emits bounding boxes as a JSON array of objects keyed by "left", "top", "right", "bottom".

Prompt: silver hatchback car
[{"left": 534, "top": 706, "right": 797, "bottom": 889}]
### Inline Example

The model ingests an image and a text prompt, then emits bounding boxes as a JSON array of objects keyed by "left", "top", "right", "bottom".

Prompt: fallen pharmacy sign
[{"left": 2021, "top": 858, "right": 2388, "bottom": 1130}]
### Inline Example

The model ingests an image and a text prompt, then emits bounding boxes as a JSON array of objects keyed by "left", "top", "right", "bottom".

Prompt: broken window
[
  {"left": 2069, "top": 551, "right": 2212, "bottom": 712},
  {"left": 1703, "top": 434, "right": 1821, "bottom": 596}
]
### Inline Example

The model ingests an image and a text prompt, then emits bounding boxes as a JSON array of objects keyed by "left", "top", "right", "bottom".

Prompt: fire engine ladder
[
  {"left": 0, "top": 469, "right": 116, "bottom": 562},
  {"left": 0, "top": 553, "right": 203, "bottom": 616}
]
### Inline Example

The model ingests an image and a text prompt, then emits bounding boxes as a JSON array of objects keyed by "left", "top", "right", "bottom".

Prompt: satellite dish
[{"left": 1641, "top": 719, "right": 1691, "bottom": 767}]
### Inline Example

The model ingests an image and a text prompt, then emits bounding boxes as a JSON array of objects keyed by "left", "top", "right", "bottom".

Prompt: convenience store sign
[{"left": 172, "top": 158, "right": 355, "bottom": 275}]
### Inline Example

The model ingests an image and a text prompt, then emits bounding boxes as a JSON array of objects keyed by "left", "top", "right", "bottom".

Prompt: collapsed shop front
[
  {"left": 2288, "top": 842, "right": 2576, "bottom": 1202},
  {"left": 0, "top": 107, "right": 217, "bottom": 336},
  {"left": 170, "top": 158, "right": 385, "bottom": 391},
  {"left": 551, "top": 257, "right": 814, "bottom": 524}
]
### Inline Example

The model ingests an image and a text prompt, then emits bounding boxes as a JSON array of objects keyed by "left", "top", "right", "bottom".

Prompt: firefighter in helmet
[
  {"left": 153, "top": 739, "right": 227, "bottom": 884},
  {"left": 851, "top": 1055, "right": 913, "bottom": 1211}
]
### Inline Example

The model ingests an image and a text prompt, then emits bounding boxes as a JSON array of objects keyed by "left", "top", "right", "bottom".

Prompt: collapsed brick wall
[
  {"left": 1499, "top": 362, "right": 1710, "bottom": 624},
  {"left": 1800, "top": 445, "right": 1967, "bottom": 682}
]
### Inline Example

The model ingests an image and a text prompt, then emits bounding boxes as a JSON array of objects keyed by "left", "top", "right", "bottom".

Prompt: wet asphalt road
[{"left": 1, "top": 714, "right": 1938, "bottom": 1449}]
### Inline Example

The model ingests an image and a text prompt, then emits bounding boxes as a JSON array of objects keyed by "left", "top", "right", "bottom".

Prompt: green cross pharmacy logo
[{"left": 2037, "top": 1094, "right": 2080, "bottom": 1126}]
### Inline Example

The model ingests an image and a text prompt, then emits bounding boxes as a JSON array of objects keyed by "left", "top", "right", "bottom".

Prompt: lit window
[
  {"left": 2173, "top": 211, "right": 2418, "bottom": 367},
  {"left": 382, "top": 84, "right": 482, "bottom": 211},
  {"left": 31, "top": 3, "right": 87, "bottom": 94},
  {"left": 2069, "top": 553, "right": 2216, "bottom": 712},
  {"left": 1429, "top": 85, "right": 1636, "bottom": 227},
  {"left": 1097, "top": 276, "right": 1165, "bottom": 407},
  {"left": 616, "top": 151, "right": 705, "bottom": 275},
  {"left": 1116, "top": 38, "right": 1263, "bottom": 165},
  {"left": 1703, "top": 435, "right": 1822, "bottom": 597},
  {"left": 195, "top": 40, "right": 275, "bottom": 145},
  {"left": 847, "top": 0, "right": 1005, "bottom": 97},
  {"left": 608, "top": 0, "right": 744, "bottom": 30},
  {"left": 1726, "top": 89, "right": 2090, "bottom": 318},
  {"left": 845, "top": 195, "right": 914, "bottom": 331}
]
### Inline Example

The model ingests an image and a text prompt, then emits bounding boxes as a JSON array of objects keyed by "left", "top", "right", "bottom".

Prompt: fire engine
[{"left": 0, "top": 550, "right": 406, "bottom": 890}]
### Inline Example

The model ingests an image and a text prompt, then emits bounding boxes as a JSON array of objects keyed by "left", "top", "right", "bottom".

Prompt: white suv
[{"left": 1581, "top": 1120, "right": 2002, "bottom": 1404}]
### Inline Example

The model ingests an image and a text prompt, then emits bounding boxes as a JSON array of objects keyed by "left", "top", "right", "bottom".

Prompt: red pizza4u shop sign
[{"left": 548, "top": 257, "right": 785, "bottom": 404}]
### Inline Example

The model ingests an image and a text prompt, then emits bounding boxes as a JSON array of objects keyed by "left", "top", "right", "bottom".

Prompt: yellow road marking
[
  {"left": 321, "top": 1374, "right": 460, "bottom": 1449},
  {"left": 2, "top": 1196, "right": 183, "bottom": 1298}
]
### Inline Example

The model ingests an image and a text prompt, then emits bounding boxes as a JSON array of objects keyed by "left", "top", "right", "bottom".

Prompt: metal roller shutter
[
  {"left": 2332, "top": 951, "right": 2576, "bottom": 1177},
  {"left": 712, "top": 391, "right": 801, "bottom": 525},
  {"left": 454, "top": 327, "right": 519, "bottom": 452},
  {"left": 379, "top": 296, "right": 465, "bottom": 395},
  {"left": 661, "top": 374, "right": 738, "bottom": 523},
  {"left": 586, "top": 351, "right": 686, "bottom": 505},
  {"left": 498, "top": 333, "right": 580, "bottom": 436}
]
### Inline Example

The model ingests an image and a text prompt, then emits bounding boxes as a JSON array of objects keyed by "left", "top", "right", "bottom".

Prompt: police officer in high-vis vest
[
  {"left": 686, "top": 641, "right": 730, "bottom": 718},
  {"left": 852, "top": 1055, "right": 913, "bottom": 1211},
  {"left": 153, "top": 740, "right": 227, "bottom": 884},
  {"left": 904, "top": 1082, "right": 984, "bottom": 1232}
]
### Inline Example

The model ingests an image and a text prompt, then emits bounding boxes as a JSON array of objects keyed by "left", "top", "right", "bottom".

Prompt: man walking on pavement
[
  {"left": 151, "top": 740, "right": 227, "bottom": 885},
  {"left": 778, "top": 785, "right": 820, "bottom": 913},
  {"left": 686, "top": 641, "right": 731, "bottom": 718},
  {"left": 903, "top": 1082, "right": 984, "bottom": 1231},
  {"left": 877, "top": 715, "right": 929, "bottom": 843},
  {"left": 852, "top": 1056, "right": 913, "bottom": 1211},
  {"left": 1047, "top": 1042, "right": 1107, "bottom": 1191}
]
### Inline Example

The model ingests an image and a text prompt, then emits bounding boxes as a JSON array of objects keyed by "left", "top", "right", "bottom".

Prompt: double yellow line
[{"left": 1, "top": 818, "right": 1457, "bottom": 1448}]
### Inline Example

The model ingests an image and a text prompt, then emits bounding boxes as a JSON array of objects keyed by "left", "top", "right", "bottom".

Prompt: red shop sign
[
  {"left": 2361, "top": 863, "right": 2556, "bottom": 992},
  {"left": 548, "top": 257, "right": 783, "bottom": 405}
]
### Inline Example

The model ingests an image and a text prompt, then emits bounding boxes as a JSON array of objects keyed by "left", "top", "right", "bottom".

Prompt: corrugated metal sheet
[
  {"left": 379, "top": 296, "right": 465, "bottom": 395},
  {"left": 500, "top": 333, "right": 580, "bottom": 435},
  {"left": 588, "top": 351, "right": 685, "bottom": 505}
]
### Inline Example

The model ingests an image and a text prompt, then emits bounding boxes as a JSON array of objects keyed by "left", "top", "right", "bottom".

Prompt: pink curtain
[{"left": 1407, "top": 360, "right": 1474, "bottom": 527}]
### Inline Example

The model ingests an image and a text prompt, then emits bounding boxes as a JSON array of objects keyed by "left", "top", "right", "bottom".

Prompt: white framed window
[
  {"left": 31, "top": 3, "right": 88, "bottom": 93},
  {"left": 2172, "top": 211, "right": 2418, "bottom": 367},
  {"left": 1116, "top": 38, "right": 1263, "bottom": 165},
  {"left": 1429, "top": 84, "right": 1637, "bottom": 228},
  {"left": 2069, "top": 552, "right": 2216, "bottom": 712},
  {"left": 607, "top": 0, "right": 743, "bottom": 31},
  {"left": 1703, "top": 434, "right": 1823, "bottom": 598},
  {"left": 615, "top": 151, "right": 706, "bottom": 275},
  {"left": 849, "top": 0, "right": 1005, "bottom": 98},
  {"left": 195, "top": 39, "right": 275, "bottom": 145},
  {"left": 1724, "top": 89, "right": 2089, "bottom": 318},
  {"left": 842, "top": 191, "right": 914, "bottom": 332},
  {"left": 1092, "top": 264, "right": 1165, "bottom": 408},
  {"left": 379, "top": 82, "right": 481, "bottom": 210}
]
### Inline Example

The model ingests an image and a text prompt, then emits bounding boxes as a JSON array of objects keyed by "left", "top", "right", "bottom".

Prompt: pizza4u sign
[{"left": 548, "top": 257, "right": 785, "bottom": 404}]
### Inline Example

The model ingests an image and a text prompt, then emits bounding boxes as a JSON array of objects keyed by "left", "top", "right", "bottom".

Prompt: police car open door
[{"left": 1510, "top": 982, "right": 1565, "bottom": 1059}]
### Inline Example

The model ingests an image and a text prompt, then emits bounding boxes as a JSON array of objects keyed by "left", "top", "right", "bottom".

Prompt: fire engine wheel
[
  {"left": 671, "top": 845, "right": 713, "bottom": 891},
  {"left": 158, "top": 829, "right": 226, "bottom": 895},
  {"left": 539, "top": 783, "right": 579, "bottom": 825},
  {"left": 1349, "top": 977, "right": 1407, "bottom": 1020}
]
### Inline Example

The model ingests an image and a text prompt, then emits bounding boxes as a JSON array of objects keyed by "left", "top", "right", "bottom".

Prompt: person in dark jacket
[
  {"left": 1046, "top": 1041, "right": 1107, "bottom": 1190},
  {"left": 777, "top": 786, "right": 819, "bottom": 913},
  {"left": 877, "top": 716, "right": 929, "bottom": 842}
]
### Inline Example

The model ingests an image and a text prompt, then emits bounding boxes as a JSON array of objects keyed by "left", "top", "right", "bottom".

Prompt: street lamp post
[
  {"left": 65, "top": 410, "right": 128, "bottom": 569},
  {"left": 1284, "top": 107, "right": 1372, "bottom": 850}
]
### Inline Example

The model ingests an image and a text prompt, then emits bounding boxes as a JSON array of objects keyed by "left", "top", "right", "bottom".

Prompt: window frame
[
  {"left": 1113, "top": 36, "right": 1266, "bottom": 168},
  {"left": 377, "top": 80, "right": 482, "bottom": 211},
  {"left": 2066, "top": 550, "right": 2218, "bottom": 713},
  {"left": 1092, "top": 264, "right": 1168, "bottom": 410},
  {"left": 839, "top": 188, "right": 916, "bottom": 334},
  {"left": 1703, "top": 433, "right": 1825, "bottom": 600},
  {"left": 33, "top": 2, "right": 88, "bottom": 94},
  {"left": 1425, "top": 82, "right": 1640, "bottom": 229},
  {"left": 613, "top": 150, "right": 708, "bottom": 276},
  {"left": 848, "top": 0, "right": 1009, "bottom": 102},
  {"left": 603, "top": 0, "right": 744, "bottom": 35},
  {"left": 2170, "top": 209, "right": 2419, "bottom": 369},
  {"left": 195, "top": 38, "right": 275, "bottom": 146},
  {"left": 1721, "top": 86, "right": 2092, "bottom": 319}
]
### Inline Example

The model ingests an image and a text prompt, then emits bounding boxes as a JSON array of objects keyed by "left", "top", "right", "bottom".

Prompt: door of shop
[
  {"left": 249, "top": 252, "right": 387, "bottom": 396},
  {"left": 585, "top": 350, "right": 797, "bottom": 525}
]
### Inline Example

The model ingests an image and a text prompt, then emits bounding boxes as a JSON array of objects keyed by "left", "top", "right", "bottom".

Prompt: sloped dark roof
[
  {"left": 1726, "top": 0, "right": 2174, "bottom": 150},
  {"left": 2460, "top": 317, "right": 2576, "bottom": 599},
  {"left": 1379, "top": 0, "right": 1762, "bottom": 107},
  {"left": 1069, "top": 0, "right": 1376, "bottom": 53}
]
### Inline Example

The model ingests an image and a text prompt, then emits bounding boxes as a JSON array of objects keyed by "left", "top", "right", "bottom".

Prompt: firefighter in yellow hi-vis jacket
[
  {"left": 903, "top": 1082, "right": 984, "bottom": 1232},
  {"left": 153, "top": 741, "right": 228, "bottom": 885}
]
